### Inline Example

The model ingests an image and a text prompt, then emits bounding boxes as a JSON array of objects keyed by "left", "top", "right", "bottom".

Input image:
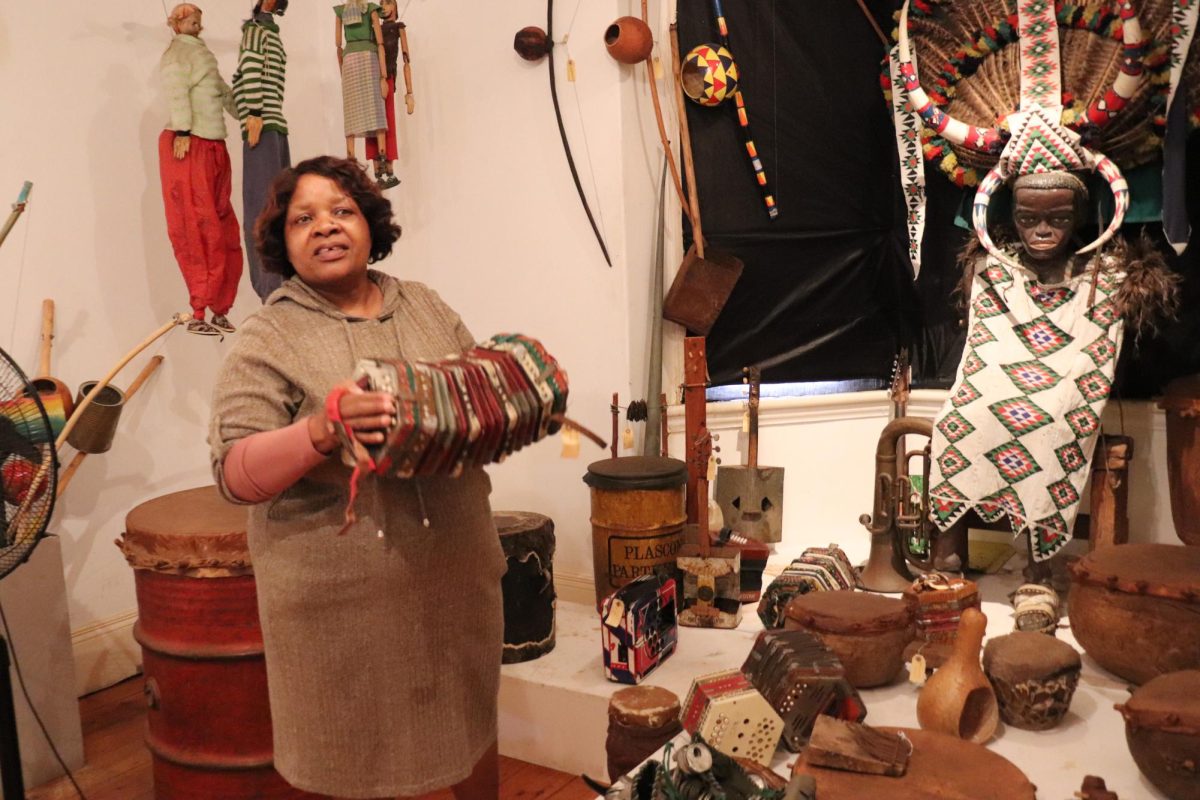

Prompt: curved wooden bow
[{"left": 547, "top": 0, "right": 612, "bottom": 267}]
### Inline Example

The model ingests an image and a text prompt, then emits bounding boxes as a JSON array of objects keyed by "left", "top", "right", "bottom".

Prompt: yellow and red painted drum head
[{"left": 681, "top": 43, "right": 738, "bottom": 107}]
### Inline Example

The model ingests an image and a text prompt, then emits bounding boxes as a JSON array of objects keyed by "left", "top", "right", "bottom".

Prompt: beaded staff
[{"left": 707, "top": 0, "right": 777, "bottom": 220}]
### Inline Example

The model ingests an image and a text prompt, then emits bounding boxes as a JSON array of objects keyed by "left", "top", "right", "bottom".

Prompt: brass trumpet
[{"left": 858, "top": 417, "right": 939, "bottom": 592}]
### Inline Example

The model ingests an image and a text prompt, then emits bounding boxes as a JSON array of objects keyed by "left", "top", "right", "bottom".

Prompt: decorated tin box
[{"left": 600, "top": 574, "right": 678, "bottom": 684}]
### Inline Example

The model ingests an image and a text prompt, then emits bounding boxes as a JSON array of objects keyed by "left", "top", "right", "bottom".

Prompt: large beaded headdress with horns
[{"left": 896, "top": 0, "right": 1147, "bottom": 272}]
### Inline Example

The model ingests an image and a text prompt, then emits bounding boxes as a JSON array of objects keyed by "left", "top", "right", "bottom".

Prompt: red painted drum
[{"left": 118, "top": 486, "right": 324, "bottom": 799}]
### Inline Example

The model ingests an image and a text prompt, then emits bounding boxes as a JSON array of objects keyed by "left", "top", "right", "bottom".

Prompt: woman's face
[{"left": 284, "top": 174, "right": 373, "bottom": 290}]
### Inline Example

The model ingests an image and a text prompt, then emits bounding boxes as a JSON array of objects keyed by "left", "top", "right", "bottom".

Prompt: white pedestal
[
  {"left": 0, "top": 536, "right": 85, "bottom": 789},
  {"left": 499, "top": 593, "right": 1171, "bottom": 798}
]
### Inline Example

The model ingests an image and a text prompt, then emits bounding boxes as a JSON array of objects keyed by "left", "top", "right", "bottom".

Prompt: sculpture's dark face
[{"left": 1012, "top": 186, "right": 1079, "bottom": 265}]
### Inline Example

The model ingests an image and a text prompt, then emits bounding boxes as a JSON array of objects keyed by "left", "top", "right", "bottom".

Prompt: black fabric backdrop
[{"left": 678, "top": 0, "right": 1200, "bottom": 397}]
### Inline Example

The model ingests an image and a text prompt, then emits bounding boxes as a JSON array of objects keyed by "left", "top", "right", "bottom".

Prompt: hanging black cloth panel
[{"left": 677, "top": 0, "right": 914, "bottom": 386}]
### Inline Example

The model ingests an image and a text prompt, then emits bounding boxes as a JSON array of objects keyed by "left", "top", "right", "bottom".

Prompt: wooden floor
[{"left": 28, "top": 677, "right": 596, "bottom": 800}]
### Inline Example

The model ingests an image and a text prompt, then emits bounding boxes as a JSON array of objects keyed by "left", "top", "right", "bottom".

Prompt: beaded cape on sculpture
[{"left": 928, "top": 255, "right": 1126, "bottom": 559}]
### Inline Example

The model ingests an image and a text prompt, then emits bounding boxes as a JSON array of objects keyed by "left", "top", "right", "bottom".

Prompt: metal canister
[{"left": 584, "top": 456, "right": 687, "bottom": 609}]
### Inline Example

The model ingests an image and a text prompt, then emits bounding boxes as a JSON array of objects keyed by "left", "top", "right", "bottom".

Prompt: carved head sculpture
[
  {"left": 1011, "top": 172, "right": 1089, "bottom": 279},
  {"left": 896, "top": 0, "right": 1143, "bottom": 270}
]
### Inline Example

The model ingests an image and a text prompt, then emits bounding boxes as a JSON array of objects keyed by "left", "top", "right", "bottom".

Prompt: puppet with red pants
[
  {"left": 364, "top": 0, "right": 414, "bottom": 189},
  {"left": 158, "top": 3, "right": 243, "bottom": 337}
]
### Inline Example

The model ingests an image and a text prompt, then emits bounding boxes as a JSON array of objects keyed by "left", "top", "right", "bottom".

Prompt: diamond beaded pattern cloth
[{"left": 928, "top": 253, "right": 1125, "bottom": 561}]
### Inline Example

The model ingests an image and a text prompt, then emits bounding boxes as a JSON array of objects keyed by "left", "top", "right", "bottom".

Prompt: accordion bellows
[
  {"left": 348, "top": 334, "right": 567, "bottom": 477},
  {"left": 757, "top": 544, "right": 857, "bottom": 629}
]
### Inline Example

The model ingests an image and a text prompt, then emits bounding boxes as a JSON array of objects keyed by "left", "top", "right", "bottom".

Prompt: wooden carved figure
[
  {"left": 233, "top": 0, "right": 290, "bottom": 302},
  {"left": 364, "top": 0, "right": 414, "bottom": 189},
  {"left": 334, "top": 1, "right": 389, "bottom": 167},
  {"left": 158, "top": 3, "right": 243, "bottom": 337}
]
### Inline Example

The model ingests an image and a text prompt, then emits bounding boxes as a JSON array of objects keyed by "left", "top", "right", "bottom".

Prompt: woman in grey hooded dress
[{"left": 209, "top": 156, "right": 504, "bottom": 798}]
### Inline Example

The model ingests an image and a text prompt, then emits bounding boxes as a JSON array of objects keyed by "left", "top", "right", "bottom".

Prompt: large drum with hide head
[
  {"left": 1068, "top": 543, "right": 1200, "bottom": 685},
  {"left": 118, "top": 486, "right": 323, "bottom": 799},
  {"left": 584, "top": 456, "right": 687, "bottom": 609}
]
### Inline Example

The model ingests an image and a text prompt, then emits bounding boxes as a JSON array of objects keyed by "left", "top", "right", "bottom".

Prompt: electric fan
[{"left": 0, "top": 345, "right": 57, "bottom": 799}]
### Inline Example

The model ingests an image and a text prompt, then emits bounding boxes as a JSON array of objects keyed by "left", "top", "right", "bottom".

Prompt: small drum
[
  {"left": 982, "top": 632, "right": 1081, "bottom": 731},
  {"left": 903, "top": 575, "right": 981, "bottom": 668},
  {"left": 792, "top": 727, "right": 1037, "bottom": 799},
  {"left": 784, "top": 591, "right": 915, "bottom": 689},
  {"left": 1068, "top": 543, "right": 1200, "bottom": 684},
  {"left": 605, "top": 685, "right": 682, "bottom": 781},
  {"left": 1116, "top": 670, "right": 1200, "bottom": 800},
  {"left": 584, "top": 456, "right": 687, "bottom": 609},
  {"left": 118, "top": 486, "right": 323, "bottom": 800},
  {"left": 494, "top": 511, "right": 556, "bottom": 664},
  {"left": 681, "top": 669, "right": 784, "bottom": 767}
]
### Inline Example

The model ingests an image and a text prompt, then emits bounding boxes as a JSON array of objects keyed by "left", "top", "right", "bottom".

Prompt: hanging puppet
[
  {"left": 891, "top": 0, "right": 1178, "bottom": 578},
  {"left": 158, "top": 3, "right": 243, "bottom": 337},
  {"left": 233, "top": 0, "right": 290, "bottom": 302},
  {"left": 363, "top": 0, "right": 414, "bottom": 189},
  {"left": 334, "top": 1, "right": 389, "bottom": 167}
]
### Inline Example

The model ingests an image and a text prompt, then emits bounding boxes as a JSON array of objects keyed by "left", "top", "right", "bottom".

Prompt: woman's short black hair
[{"left": 255, "top": 155, "right": 401, "bottom": 279}]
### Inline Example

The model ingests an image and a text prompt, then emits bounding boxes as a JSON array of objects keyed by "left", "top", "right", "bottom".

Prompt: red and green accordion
[{"left": 346, "top": 334, "right": 567, "bottom": 477}]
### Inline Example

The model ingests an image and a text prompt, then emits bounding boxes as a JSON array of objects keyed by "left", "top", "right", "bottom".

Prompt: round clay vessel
[
  {"left": 783, "top": 590, "right": 914, "bottom": 687},
  {"left": 513, "top": 26, "right": 551, "bottom": 62},
  {"left": 603, "top": 16, "right": 653, "bottom": 64},
  {"left": 1068, "top": 543, "right": 1200, "bottom": 684},
  {"left": 983, "top": 631, "right": 1081, "bottom": 731},
  {"left": 792, "top": 726, "right": 1036, "bottom": 799},
  {"left": 1116, "top": 669, "right": 1200, "bottom": 800}
]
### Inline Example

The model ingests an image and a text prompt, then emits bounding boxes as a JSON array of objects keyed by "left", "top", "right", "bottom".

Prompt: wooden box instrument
[
  {"left": 714, "top": 367, "right": 784, "bottom": 544},
  {"left": 757, "top": 544, "right": 857, "bottom": 629},
  {"left": 784, "top": 590, "right": 915, "bottom": 689},
  {"left": 741, "top": 629, "right": 866, "bottom": 752},
  {"left": 662, "top": 245, "right": 744, "bottom": 336},
  {"left": 600, "top": 573, "right": 679, "bottom": 684},
  {"left": 681, "top": 669, "right": 784, "bottom": 767},
  {"left": 1116, "top": 669, "right": 1200, "bottom": 800},
  {"left": 792, "top": 727, "right": 1036, "bottom": 800},
  {"left": 710, "top": 527, "right": 769, "bottom": 603},
  {"left": 1068, "top": 542, "right": 1200, "bottom": 684},
  {"left": 346, "top": 333, "right": 567, "bottom": 477}
]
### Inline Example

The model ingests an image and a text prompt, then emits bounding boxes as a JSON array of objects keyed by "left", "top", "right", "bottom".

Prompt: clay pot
[
  {"left": 1116, "top": 669, "right": 1200, "bottom": 800},
  {"left": 783, "top": 590, "right": 915, "bottom": 688},
  {"left": 916, "top": 607, "right": 999, "bottom": 744},
  {"left": 603, "top": 16, "right": 653, "bottom": 64},
  {"left": 1068, "top": 543, "right": 1200, "bottom": 684},
  {"left": 1161, "top": 375, "right": 1200, "bottom": 546}
]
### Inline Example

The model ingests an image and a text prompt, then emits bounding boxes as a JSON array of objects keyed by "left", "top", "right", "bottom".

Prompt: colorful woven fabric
[
  {"left": 929, "top": 254, "right": 1125, "bottom": 560},
  {"left": 889, "top": 43, "right": 928, "bottom": 276}
]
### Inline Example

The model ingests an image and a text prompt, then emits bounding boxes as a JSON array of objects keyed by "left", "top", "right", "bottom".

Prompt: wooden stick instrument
[
  {"left": 31, "top": 299, "right": 75, "bottom": 435},
  {"left": 642, "top": 0, "right": 693, "bottom": 228},
  {"left": 670, "top": 23, "right": 705, "bottom": 258},
  {"left": 0, "top": 181, "right": 32, "bottom": 250}
]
